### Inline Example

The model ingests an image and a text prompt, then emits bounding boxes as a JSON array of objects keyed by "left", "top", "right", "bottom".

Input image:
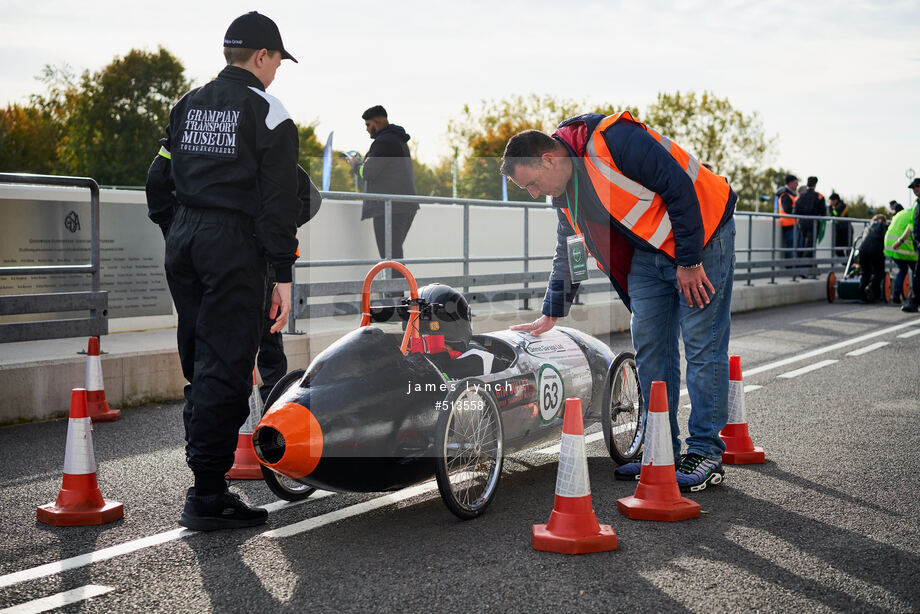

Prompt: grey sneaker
[{"left": 675, "top": 453, "right": 724, "bottom": 492}]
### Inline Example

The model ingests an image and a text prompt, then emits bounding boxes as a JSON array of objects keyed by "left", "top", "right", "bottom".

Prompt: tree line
[{"left": 0, "top": 48, "right": 876, "bottom": 217}]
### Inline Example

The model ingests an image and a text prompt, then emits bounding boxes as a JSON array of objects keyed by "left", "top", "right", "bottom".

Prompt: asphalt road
[{"left": 1, "top": 300, "right": 918, "bottom": 613}]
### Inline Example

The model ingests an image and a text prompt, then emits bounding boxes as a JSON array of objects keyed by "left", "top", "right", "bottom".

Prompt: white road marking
[
  {"left": 777, "top": 359, "right": 839, "bottom": 379},
  {"left": 0, "top": 491, "right": 333, "bottom": 589},
  {"left": 676, "top": 318, "right": 920, "bottom": 396},
  {"left": 743, "top": 318, "right": 919, "bottom": 377},
  {"left": 845, "top": 341, "right": 889, "bottom": 356},
  {"left": 263, "top": 481, "right": 441, "bottom": 538},
  {"left": 0, "top": 584, "right": 113, "bottom": 613},
  {"left": 535, "top": 431, "right": 603, "bottom": 455},
  {"left": 897, "top": 328, "right": 920, "bottom": 339}
]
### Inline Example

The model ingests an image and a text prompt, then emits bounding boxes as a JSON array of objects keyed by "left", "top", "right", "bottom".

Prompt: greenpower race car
[{"left": 252, "top": 262, "right": 645, "bottom": 520}]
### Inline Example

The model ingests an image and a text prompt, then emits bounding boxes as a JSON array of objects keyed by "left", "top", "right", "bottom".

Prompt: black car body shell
[{"left": 259, "top": 325, "right": 616, "bottom": 493}]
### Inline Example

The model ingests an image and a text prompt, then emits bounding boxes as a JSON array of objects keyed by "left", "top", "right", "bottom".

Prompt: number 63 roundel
[{"left": 538, "top": 364, "right": 565, "bottom": 422}]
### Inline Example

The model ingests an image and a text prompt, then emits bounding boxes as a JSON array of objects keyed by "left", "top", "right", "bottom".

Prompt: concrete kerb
[{"left": 0, "top": 278, "right": 824, "bottom": 425}]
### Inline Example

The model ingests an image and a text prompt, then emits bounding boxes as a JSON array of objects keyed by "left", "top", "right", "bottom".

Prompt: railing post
[
  {"left": 463, "top": 203, "right": 470, "bottom": 293},
  {"left": 769, "top": 213, "right": 777, "bottom": 284},
  {"left": 384, "top": 199, "right": 393, "bottom": 261},
  {"left": 523, "top": 206, "right": 530, "bottom": 311},
  {"left": 746, "top": 213, "right": 753, "bottom": 286}
]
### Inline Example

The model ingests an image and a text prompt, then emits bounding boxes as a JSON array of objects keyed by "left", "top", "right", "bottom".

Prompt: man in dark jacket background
[
  {"left": 828, "top": 192, "right": 852, "bottom": 259},
  {"left": 346, "top": 105, "right": 418, "bottom": 261},
  {"left": 794, "top": 175, "right": 826, "bottom": 270}
]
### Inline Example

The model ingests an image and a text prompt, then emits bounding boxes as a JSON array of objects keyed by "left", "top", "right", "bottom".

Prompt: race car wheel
[
  {"left": 260, "top": 369, "right": 316, "bottom": 502},
  {"left": 435, "top": 380, "right": 504, "bottom": 520},
  {"left": 826, "top": 271, "right": 836, "bottom": 303},
  {"left": 601, "top": 352, "right": 645, "bottom": 465}
]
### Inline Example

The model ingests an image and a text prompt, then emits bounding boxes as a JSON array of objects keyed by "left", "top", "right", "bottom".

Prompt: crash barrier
[
  {"left": 0, "top": 173, "right": 108, "bottom": 343},
  {"left": 84, "top": 336, "right": 120, "bottom": 422},
  {"left": 532, "top": 397, "right": 618, "bottom": 554},
  {"left": 36, "top": 388, "right": 124, "bottom": 526},
  {"left": 290, "top": 191, "right": 872, "bottom": 332},
  {"left": 227, "top": 369, "right": 266, "bottom": 480},
  {"left": 720, "top": 355, "right": 765, "bottom": 464},
  {"left": 617, "top": 381, "right": 700, "bottom": 522}
]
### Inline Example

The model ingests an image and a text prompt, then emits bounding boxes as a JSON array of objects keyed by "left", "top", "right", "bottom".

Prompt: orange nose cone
[{"left": 253, "top": 402, "right": 323, "bottom": 479}]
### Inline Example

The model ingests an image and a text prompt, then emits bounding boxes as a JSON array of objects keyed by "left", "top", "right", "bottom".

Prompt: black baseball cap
[
  {"left": 908, "top": 178, "right": 920, "bottom": 188},
  {"left": 224, "top": 12, "right": 297, "bottom": 63}
]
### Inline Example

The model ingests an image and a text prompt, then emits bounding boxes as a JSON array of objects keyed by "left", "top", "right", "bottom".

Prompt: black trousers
[
  {"left": 164, "top": 206, "right": 265, "bottom": 476},
  {"left": 797, "top": 219, "right": 817, "bottom": 260},
  {"left": 858, "top": 248, "right": 886, "bottom": 301},
  {"left": 910, "top": 251, "right": 920, "bottom": 305},
  {"left": 257, "top": 279, "right": 287, "bottom": 403},
  {"left": 372, "top": 211, "right": 416, "bottom": 260}
]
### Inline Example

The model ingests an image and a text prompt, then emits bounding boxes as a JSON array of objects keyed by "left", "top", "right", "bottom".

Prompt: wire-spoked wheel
[
  {"left": 434, "top": 380, "right": 504, "bottom": 520},
  {"left": 601, "top": 351, "right": 646, "bottom": 465},
  {"left": 259, "top": 369, "right": 316, "bottom": 502}
]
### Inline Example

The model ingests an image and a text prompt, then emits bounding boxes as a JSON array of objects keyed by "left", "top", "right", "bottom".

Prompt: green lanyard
[{"left": 564, "top": 165, "right": 580, "bottom": 233}]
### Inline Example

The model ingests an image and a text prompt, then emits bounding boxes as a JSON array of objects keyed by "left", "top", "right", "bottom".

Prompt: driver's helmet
[{"left": 417, "top": 283, "right": 472, "bottom": 349}]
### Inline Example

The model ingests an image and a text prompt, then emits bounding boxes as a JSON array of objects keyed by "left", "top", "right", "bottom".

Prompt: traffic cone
[
  {"left": 720, "top": 356, "right": 765, "bottom": 464},
  {"left": 617, "top": 381, "right": 700, "bottom": 522},
  {"left": 84, "top": 337, "right": 120, "bottom": 422},
  {"left": 532, "top": 398, "right": 618, "bottom": 554},
  {"left": 227, "top": 369, "right": 264, "bottom": 479},
  {"left": 37, "top": 389, "right": 124, "bottom": 526}
]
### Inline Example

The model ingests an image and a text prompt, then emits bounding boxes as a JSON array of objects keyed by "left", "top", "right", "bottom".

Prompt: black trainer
[{"left": 178, "top": 488, "right": 268, "bottom": 531}]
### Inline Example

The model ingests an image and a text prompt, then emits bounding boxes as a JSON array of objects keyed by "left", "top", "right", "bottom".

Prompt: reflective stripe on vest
[{"left": 582, "top": 112, "right": 731, "bottom": 257}]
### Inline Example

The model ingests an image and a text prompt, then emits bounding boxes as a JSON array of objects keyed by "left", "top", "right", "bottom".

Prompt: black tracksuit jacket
[{"left": 145, "top": 65, "right": 300, "bottom": 282}]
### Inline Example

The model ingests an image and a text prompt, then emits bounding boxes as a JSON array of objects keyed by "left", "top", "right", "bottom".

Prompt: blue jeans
[
  {"left": 628, "top": 218, "right": 735, "bottom": 461},
  {"left": 781, "top": 225, "right": 795, "bottom": 261}
]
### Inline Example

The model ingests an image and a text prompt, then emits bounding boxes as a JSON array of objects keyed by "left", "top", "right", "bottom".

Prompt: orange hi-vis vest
[
  {"left": 776, "top": 189, "right": 797, "bottom": 227},
  {"left": 576, "top": 112, "right": 732, "bottom": 260}
]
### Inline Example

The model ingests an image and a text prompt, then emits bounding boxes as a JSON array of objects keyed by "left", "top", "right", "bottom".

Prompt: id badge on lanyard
[
  {"left": 567, "top": 235, "right": 589, "bottom": 282},
  {"left": 565, "top": 165, "right": 590, "bottom": 283}
]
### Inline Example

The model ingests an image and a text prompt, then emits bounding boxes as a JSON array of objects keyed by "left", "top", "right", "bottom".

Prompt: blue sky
[{"left": 1, "top": 0, "right": 918, "bottom": 206}]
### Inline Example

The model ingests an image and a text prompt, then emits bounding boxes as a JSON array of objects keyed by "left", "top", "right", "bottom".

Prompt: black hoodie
[{"left": 356, "top": 123, "right": 418, "bottom": 219}]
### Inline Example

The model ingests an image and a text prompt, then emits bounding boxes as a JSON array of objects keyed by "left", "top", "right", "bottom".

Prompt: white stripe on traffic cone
[
  {"left": 227, "top": 369, "right": 264, "bottom": 479},
  {"left": 84, "top": 337, "right": 119, "bottom": 422},
  {"left": 37, "top": 389, "right": 124, "bottom": 526}
]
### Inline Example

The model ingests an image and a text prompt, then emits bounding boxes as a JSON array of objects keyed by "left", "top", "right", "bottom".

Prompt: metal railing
[
  {"left": 0, "top": 173, "right": 108, "bottom": 342},
  {"left": 290, "top": 191, "right": 871, "bottom": 331}
]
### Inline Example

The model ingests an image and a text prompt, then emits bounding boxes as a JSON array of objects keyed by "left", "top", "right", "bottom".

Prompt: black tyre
[
  {"left": 826, "top": 271, "right": 836, "bottom": 303},
  {"left": 434, "top": 380, "right": 503, "bottom": 520},
  {"left": 259, "top": 369, "right": 316, "bottom": 502},
  {"left": 601, "top": 352, "right": 645, "bottom": 465}
]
